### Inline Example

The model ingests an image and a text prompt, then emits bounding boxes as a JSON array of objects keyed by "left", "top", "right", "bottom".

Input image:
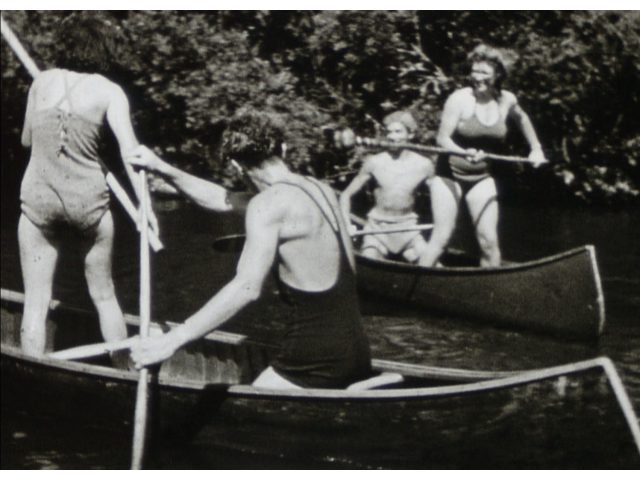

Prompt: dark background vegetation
[{"left": 2, "top": 11, "right": 638, "bottom": 204}]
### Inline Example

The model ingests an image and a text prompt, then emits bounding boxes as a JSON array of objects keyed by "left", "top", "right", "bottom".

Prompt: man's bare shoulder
[
  {"left": 362, "top": 151, "right": 391, "bottom": 170},
  {"left": 249, "top": 183, "right": 306, "bottom": 216},
  {"left": 405, "top": 150, "right": 435, "bottom": 166},
  {"left": 244, "top": 190, "right": 287, "bottom": 233}
]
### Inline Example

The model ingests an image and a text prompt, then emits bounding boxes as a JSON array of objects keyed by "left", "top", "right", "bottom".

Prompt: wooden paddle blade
[{"left": 212, "top": 234, "right": 246, "bottom": 253}]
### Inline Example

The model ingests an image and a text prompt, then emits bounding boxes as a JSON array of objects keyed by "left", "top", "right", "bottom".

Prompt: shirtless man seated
[{"left": 339, "top": 111, "right": 434, "bottom": 265}]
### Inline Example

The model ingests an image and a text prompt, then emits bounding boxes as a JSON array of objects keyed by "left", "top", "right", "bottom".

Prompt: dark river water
[{"left": 1, "top": 192, "right": 639, "bottom": 468}]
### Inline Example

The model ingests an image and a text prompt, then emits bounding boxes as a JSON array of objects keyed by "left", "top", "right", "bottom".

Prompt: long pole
[
  {"left": 131, "top": 170, "right": 151, "bottom": 470},
  {"left": 0, "top": 16, "right": 40, "bottom": 78},
  {"left": 354, "top": 136, "right": 541, "bottom": 164},
  {"left": 0, "top": 14, "right": 163, "bottom": 252}
]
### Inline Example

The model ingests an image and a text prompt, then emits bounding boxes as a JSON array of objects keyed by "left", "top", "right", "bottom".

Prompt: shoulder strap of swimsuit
[
  {"left": 272, "top": 179, "right": 356, "bottom": 274},
  {"left": 54, "top": 72, "right": 88, "bottom": 111},
  {"left": 305, "top": 177, "right": 343, "bottom": 230},
  {"left": 272, "top": 180, "right": 340, "bottom": 234},
  {"left": 303, "top": 177, "right": 357, "bottom": 273}
]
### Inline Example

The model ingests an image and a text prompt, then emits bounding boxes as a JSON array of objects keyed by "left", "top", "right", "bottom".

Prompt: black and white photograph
[{"left": 1, "top": 6, "right": 639, "bottom": 470}]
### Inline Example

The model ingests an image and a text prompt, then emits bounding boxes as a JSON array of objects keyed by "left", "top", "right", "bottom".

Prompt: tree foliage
[{"left": 2, "top": 11, "right": 638, "bottom": 202}]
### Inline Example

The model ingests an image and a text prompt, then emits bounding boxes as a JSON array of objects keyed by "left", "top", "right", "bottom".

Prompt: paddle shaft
[
  {"left": 1, "top": 16, "right": 40, "bottom": 78},
  {"left": 105, "top": 171, "right": 163, "bottom": 251},
  {"left": 355, "top": 136, "right": 537, "bottom": 164},
  {"left": 212, "top": 219, "right": 434, "bottom": 253},
  {"left": 352, "top": 223, "right": 433, "bottom": 237},
  {"left": 0, "top": 15, "right": 163, "bottom": 252},
  {"left": 48, "top": 336, "right": 138, "bottom": 360},
  {"left": 131, "top": 171, "right": 151, "bottom": 470}
]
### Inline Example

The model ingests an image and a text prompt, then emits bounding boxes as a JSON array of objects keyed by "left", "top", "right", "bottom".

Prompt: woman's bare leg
[
  {"left": 466, "top": 177, "right": 501, "bottom": 267},
  {"left": 419, "top": 177, "right": 461, "bottom": 267},
  {"left": 83, "top": 211, "right": 128, "bottom": 368},
  {"left": 18, "top": 214, "right": 59, "bottom": 356}
]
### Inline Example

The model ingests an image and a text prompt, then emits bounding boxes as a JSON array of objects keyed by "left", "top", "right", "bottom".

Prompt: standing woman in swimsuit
[
  {"left": 19, "top": 16, "right": 144, "bottom": 363},
  {"left": 420, "top": 44, "right": 546, "bottom": 268}
]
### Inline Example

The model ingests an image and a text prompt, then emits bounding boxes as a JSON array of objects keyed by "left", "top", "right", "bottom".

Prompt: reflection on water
[{"left": 1, "top": 198, "right": 639, "bottom": 468}]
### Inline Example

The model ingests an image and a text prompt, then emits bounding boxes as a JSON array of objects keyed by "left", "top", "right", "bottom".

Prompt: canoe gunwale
[
  {"left": 586, "top": 245, "right": 606, "bottom": 334},
  {"left": 0, "top": 289, "right": 626, "bottom": 401},
  {"left": 356, "top": 244, "right": 597, "bottom": 275},
  {"left": 0, "top": 341, "right": 630, "bottom": 405}
]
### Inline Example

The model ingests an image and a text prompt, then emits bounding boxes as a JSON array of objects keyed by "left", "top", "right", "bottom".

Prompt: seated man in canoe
[
  {"left": 339, "top": 111, "right": 435, "bottom": 265},
  {"left": 127, "top": 110, "right": 372, "bottom": 390}
]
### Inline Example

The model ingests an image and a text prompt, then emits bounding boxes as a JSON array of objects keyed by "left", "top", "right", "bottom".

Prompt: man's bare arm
[
  {"left": 130, "top": 192, "right": 282, "bottom": 367},
  {"left": 126, "top": 145, "right": 232, "bottom": 212},
  {"left": 339, "top": 158, "right": 374, "bottom": 224}
]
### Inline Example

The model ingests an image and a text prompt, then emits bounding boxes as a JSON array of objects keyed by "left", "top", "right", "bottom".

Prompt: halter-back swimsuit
[
  {"left": 20, "top": 72, "right": 110, "bottom": 232},
  {"left": 436, "top": 100, "right": 508, "bottom": 188},
  {"left": 270, "top": 178, "right": 372, "bottom": 389}
]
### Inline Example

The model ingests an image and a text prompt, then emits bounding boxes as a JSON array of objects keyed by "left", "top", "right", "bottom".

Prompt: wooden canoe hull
[
  {"left": 356, "top": 245, "right": 605, "bottom": 340},
  {"left": 1, "top": 289, "right": 637, "bottom": 468}
]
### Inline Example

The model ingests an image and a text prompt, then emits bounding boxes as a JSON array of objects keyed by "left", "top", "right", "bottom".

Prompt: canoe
[
  {"left": 210, "top": 233, "right": 604, "bottom": 340},
  {"left": 1, "top": 288, "right": 638, "bottom": 468},
  {"left": 355, "top": 245, "right": 605, "bottom": 341}
]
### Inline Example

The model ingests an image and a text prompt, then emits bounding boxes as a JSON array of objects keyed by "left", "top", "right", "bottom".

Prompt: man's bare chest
[{"left": 371, "top": 159, "right": 429, "bottom": 190}]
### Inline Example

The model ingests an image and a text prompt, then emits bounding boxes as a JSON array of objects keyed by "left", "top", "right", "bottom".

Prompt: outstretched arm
[
  {"left": 339, "top": 158, "right": 374, "bottom": 226},
  {"left": 126, "top": 145, "right": 232, "bottom": 212},
  {"left": 130, "top": 192, "right": 281, "bottom": 367}
]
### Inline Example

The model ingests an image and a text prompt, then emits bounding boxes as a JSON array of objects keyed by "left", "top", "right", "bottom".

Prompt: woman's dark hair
[
  {"left": 55, "top": 14, "right": 124, "bottom": 77},
  {"left": 221, "top": 110, "right": 285, "bottom": 169},
  {"left": 467, "top": 44, "right": 516, "bottom": 91}
]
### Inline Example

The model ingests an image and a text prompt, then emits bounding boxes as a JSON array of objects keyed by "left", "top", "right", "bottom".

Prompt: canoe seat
[{"left": 347, "top": 372, "right": 404, "bottom": 391}]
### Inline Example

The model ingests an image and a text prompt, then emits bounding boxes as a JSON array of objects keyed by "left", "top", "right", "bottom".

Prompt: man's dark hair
[
  {"left": 55, "top": 14, "right": 124, "bottom": 77},
  {"left": 221, "top": 110, "right": 285, "bottom": 169}
]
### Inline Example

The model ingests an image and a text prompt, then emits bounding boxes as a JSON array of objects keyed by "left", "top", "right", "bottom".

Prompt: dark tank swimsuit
[
  {"left": 270, "top": 178, "right": 372, "bottom": 389},
  {"left": 436, "top": 97, "right": 508, "bottom": 193},
  {"left": 20, "top": 72, "right": 110, "bottom": 233}
]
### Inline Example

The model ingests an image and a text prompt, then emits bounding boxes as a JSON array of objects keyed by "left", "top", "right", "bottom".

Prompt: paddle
[
  {"left": 48, "top": 336, "right": 139, "bottom": 361},
  {"left": 131, "top": 170, "right": 152, "bottom": 470},
  {"left": 352, "top": 135, "right": 546, "bottom": 164},
  {"left": 0, "top": 15, "right": 163, "bottom": 252},
  {"left": 352, "top": 223, "right": 432, "bottom": 237},
  {"left": 211, "top": 222, "right": 433, "bottom": 253}
]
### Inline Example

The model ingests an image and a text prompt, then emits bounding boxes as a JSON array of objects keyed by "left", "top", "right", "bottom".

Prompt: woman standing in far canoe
[
  {"left": 420, "top": 44, "right": 547, "bottom": 267},
  {"left": 18, "top": 16, "right": 148, "bottom": 366}
]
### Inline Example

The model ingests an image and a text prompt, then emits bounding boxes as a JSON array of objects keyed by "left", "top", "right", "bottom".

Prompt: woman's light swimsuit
[
  {"left": 21, "top": 73, "right": 110, "bottom": 232},
  {"left": 436, "top": 100, "right": 508, "bottom": 188}
]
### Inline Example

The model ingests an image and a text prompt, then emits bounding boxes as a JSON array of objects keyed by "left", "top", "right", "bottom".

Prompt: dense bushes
[{"left": 1, "top": 11, "right": 638, "bottom": 202}]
